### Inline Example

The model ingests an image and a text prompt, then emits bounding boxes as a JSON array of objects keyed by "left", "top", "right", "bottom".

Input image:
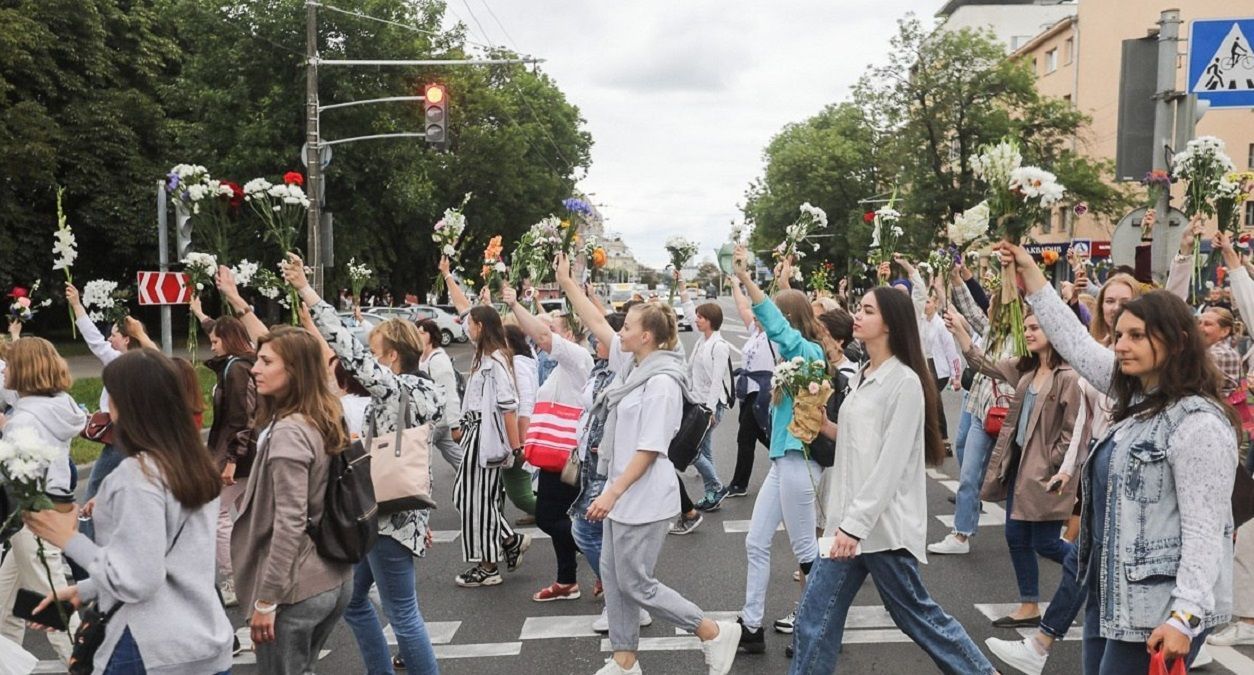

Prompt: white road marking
[
  {"left": 1208, "top": 645, "right": 1254, "bottom": 673},
  {"left": 520, "top": 615, "right": 601, "bottom": 639},
  {"left": 722, "top": 519, "right": 784, "bottom": 533},
  {"left": 433, "top": 642, "right": 523, "bottom": 658}
]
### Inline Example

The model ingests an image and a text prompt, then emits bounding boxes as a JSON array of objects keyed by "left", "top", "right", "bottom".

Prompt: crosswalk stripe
[
  {"left": 520, "top": 615, "right": 601, "bottom": 639},
  {"left": 601, "top": 636, "right": 699, "bottom": 652},
  {"left": 434, "top": 642, "right": 523, "bottom": 658},
  {"left": 384, "top": 621, "right": 462, "bottom": 645},
  {"left": 722, "top": 519, "right": 784, "bottom": 533},
  {"left": 432, "top": 527, "right": 553, "bottom": 543},
  {"left": 1209, "top": 645, "right": 1254, "bottom": 672}
]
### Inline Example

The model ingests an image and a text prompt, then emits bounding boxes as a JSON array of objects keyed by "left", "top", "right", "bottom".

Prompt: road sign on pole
[
  {"left": 137, "top": 271, "right": 193, "bottom": 306},
  {"left": 1188, "top": 17, "right": 1254, "bottom": 109}
]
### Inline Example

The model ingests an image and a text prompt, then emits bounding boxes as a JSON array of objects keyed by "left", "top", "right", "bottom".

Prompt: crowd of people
[{"left": 0, "top": 223, "right": 1251, "bottom": 675}]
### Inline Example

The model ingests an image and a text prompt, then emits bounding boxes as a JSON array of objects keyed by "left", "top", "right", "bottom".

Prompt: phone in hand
[
  {"left": 13, "top": 588, "right": 71, "bottom": 631},
  {"left": 1046, "top": 477, "right": 1064, "bottom": 493}
]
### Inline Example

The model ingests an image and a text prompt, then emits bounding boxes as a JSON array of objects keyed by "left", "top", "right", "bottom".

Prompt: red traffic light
[{"left": 424, "top": 84, "right": 445, "bottom": 104}]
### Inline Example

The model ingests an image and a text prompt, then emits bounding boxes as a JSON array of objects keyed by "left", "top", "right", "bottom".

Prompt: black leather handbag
[{"left": 667, "top": 399, "right": 713, "bottom": 471}]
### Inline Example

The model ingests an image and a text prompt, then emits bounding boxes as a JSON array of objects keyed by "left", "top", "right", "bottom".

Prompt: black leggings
[
  {"left": 679, "top": 478, "right": 694, "bottom": 514},
  {"left": 535, "top": 470, "right": 580, "bottom": 584},
  {"left": 731, "top": 392, "right": 770, "bottom": 489},
  {"left": 927, "top": 359, "right": 950, "bottom": 439}
]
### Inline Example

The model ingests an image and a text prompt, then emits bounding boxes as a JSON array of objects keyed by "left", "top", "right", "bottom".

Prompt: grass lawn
[{"left": 69, "top": 364, "right": 217, "bottom": 465}]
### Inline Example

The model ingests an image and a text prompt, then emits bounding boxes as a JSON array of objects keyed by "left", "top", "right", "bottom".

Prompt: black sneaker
[
  {"left": 502, "top": 533, "right": 532, "bottom": 572},
  {"left": 785, "top": 642, "right": 794, "bottom": 658},
  {"left": 737, "top": 617, "right": 765, "bottom": 654},
  {"left": 455, "top": 565, "right": 502, "bottom": 587},
  {"left": 725, "top": 485, "right": 749, "bottom": 498},
  {"left": 668, "top": 512, "right": 703, "bottom": 535}
]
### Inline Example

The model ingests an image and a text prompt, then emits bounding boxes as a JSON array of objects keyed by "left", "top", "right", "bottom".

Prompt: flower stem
[{"left": 34, "top": 536, "right": 70, "bottom": 630}]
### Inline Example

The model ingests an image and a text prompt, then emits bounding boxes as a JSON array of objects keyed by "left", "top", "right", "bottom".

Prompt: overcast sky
[{"left": 447, "top": 0, "right": 943, "bottom": 269}]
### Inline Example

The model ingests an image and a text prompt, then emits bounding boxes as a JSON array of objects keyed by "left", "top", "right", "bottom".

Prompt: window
[
  {"left": 1248, "top": 143, "right": 1254, "bottom": 169},
  {"left": 1063, "top": 94, "right": 1072, "bottom": 106},
  {"left": 1045, "top": 48, "right": 1058, "bottom": 74},
  {"left": 1246, "top": 202, "right": 1254, "bottom": 228},
  {"left": 1064, "top": 37, "right": 1074, "bottom": 64}
]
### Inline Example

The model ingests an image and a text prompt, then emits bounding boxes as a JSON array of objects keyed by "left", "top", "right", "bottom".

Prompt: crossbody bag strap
[{"left": 393, "top": 381, "right": 411, "bottom": 457}]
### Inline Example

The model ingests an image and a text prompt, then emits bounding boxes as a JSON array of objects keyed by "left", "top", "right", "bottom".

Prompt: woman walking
[
  {"left": 726, "top": 277, "right": 775, "bottom": 498},
  {"left": 0, "top": 337, "right": 85, "bottom": 661},
  {"left": 285, "top": 257, "right": 447, "bottom": 675},
  {"left": 417, "top": 318, "right": 465, "bottom": 469},
  {"left": 997, "top": 242, "right": 1236, "bottom": 673},
  {"left": 583, "top": 297, "right": 740, "bottom": 675},
  {"left": 729, "top": 245, "right": 827, "bottom": 654},
  {"left": 949, "top": 307, "right": 1081, "bottom": 628},
  {"left": 231, "top": 326, "right": 355, "bottom": 674},
  {"left": 25, "top": 349, "right": 233, "bottom": 674},
  {"left": 791, "top": 286, "right": 996, "bottom": 674}
]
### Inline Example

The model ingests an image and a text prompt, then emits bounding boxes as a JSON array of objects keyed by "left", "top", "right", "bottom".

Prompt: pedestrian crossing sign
[{"left": 1188, "top": 17, "right": 1254, "bottom": 108}]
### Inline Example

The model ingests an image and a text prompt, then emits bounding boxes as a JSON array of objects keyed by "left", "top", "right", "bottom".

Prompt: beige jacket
[{"left": 230, "top": 416, "right": 351, "bottom": 609}]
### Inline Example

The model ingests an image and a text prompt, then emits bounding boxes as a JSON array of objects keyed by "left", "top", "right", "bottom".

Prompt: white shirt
[
  {"left": 420, "top": 348, "right": 462, "bottom": 428},
  {"left": 513, "top": 355, "right": 539, "bottom": 419},
  {"left": 341, "top": 394, "right": 370, "bottom": 439},
  {"left": 608, "top": 374, "right": 683, "bottom": 525},
  {"left": 823, "top": 356, "right": 929, "bottom": 563},
  {"left": 77, "top": 314, "right": 124, "bottom": 411},
  {"left": 923, "top": 313, "right": 962, "bottom": 380},
  {"left": 688, "top": 331, "right": 732, "bottom": 409},
  {"left": 540, "top": 334, "right": 594, "bottom": 407}
]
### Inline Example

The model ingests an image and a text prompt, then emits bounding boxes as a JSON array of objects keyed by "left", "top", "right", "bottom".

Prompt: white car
[
  {"left": 363, "top": 305, "right": 467, "bottom": 346},
  {"left": 337, "top": 311, "right": 388, "bottom": 344}
]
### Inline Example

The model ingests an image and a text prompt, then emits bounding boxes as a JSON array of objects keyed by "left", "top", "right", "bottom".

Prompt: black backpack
[
  {"left": 307, "top": 439, "right": 378, "bottom": 564},
  {"left": 667, "top": 397, "right": 713, "bottom": 471}
]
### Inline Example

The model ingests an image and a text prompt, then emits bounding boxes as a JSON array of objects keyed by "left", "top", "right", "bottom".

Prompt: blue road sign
[{"left": 1188, "top": 17, "right": 1254, "bottom": 109}]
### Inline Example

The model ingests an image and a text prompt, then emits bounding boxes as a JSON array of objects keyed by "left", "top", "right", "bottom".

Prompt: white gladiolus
[
  {"left": 949, "top": 201, "right": 991, "bottom": 245},
  {"left": 972, "top": 141, "right": 1022, "bottom": 186},
  {"left": 52, "top": 228, "right": 77, "bottom": 270}
]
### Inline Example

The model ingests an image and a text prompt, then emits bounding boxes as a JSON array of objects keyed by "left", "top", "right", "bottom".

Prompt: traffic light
[{"left": 423, "top": 83, "right": 448, "bottom": 149}]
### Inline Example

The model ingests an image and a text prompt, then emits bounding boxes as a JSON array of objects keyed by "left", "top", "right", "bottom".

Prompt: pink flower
[
  {"left": 16, "top": 297, "right": 31, "bottom": 308},
  {"left": 807, "top": 382, "right": 820, "bottom": 395}
]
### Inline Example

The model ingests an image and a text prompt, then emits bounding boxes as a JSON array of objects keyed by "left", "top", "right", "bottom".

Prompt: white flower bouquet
[
  {"left": 346, "top": 257, "right": 374, "bottom": 305},
  {"left": 1173, "top": 136, "right": 1236, "bottom": 218},
  {"left": 664, "top": 236, "right": 700, "bottom": 303},
  {"left": 771, "top": 357, "right": 833, "bottom": 444},
  {"left": 7, "top": 282, "right": 52, "bottom": 326},
  {"left": 868, "top": 197, "right": 903, "bottom": 272},
  {"left": 432, "top": 193, "right": 472, "bottom": 295}
]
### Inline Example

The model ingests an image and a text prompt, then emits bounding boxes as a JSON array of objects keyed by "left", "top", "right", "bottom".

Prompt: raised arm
[
  {"left": 215, "top": 266, "right": 268, "bottom": 342},
  {"left": 1217, "top": 232, "right": 1254, "bottom": 325},
  {"left": 558, "top": 252, "right": 615, "bottom": 348},
  {"left": 439, "top": 256, "right": 473, "bottom": 316},
  {"left": 732, "top": 244, "right": 767, "bottom": 305},
  {"left": 1166, "top": 214, "right": 1204, "bottom": 300},
  {"left": 66, "top": 283, "right": 124, "bottom": 365},
  {"left": 502, "top": 285, "right": 553, "bottom": 354},
  {"left": 997, "top": 242, "right": 1115, "bottom": 394},
  {"left": 949, "top": 273, "right": 990, "bottom": 337},
  {"left": 122, "top": 317, "right": 158, "bottom": 351},
  {"left": 729, "top": 276, "right": 754, "bottom": 329}
]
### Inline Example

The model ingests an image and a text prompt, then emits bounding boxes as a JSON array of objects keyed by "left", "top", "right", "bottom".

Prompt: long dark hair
[
  {"left": 209, "top": 316, "right": 255, "bottom": 358},
  {"left": 505, "top": 325, "right": 534, "bottom": 360},
  {"left": 1109, "top": 291, "right": 1241, "bottom": 430},
  {"left": 1016, "top": 308, "right": 1065, "bottom": 374},
  {"left": 469, "top": 305, "right": 513, "bottom": 375},
  {"left": 102, "top": 349, "right": 220, "bottom": 509},
  {"left": 870, "top": 287, "right": 945, "bottom": 466}
]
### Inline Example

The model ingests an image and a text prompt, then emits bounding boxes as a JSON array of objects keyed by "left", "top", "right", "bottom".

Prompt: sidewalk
[{"left": 65, "top": 344, "right": 214, "bottom": 379}]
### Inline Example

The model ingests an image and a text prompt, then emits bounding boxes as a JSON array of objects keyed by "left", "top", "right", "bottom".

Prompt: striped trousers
[{"left": 452, "top": 413, "right": 516, "bottom": 563}]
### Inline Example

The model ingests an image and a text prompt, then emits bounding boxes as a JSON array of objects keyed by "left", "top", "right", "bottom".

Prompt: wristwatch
[{"left": 1170, "top": 610, "right": 1201, "bottom": 630}]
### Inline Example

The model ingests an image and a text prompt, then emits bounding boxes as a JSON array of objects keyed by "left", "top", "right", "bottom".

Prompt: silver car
[
  {"left": 337, "top": 311, "right": 388, "bottom": 344},
  {"left": 363, "top": 305, "right": 467, "bottom": 346}
]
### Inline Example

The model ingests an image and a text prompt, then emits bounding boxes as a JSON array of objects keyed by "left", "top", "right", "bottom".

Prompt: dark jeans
[
  {"left": 1081, "top": 580, "right": 1210, "bottom": 674},
  {"left": 1039, "top": 542, "right": 1087, "bottom": 639},
  {"left": 104, "top": 627, "right": 231, "bottom": 675},
  {"left": 928, "top": 359, "right": 949, "bottom": 439},
  {"left": 74, "top": 443, "right": 124, "bottom": 580},
  {"left": 535, "top": 470, "right": 580, "bottom": 584},
  {"left": 792, "top": 551, "right": 995, "bottom": 674},
  {"left": 1005, "top": 480, "right": 1071, "bottom": 601},
  {"left": 731, "top": 391, "right": 770, "bottom": 490}
]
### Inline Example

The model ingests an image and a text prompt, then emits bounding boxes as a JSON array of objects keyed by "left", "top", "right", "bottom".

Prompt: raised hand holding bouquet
[
  {"left": 481, "top": 235, "right": 507, "bottom": 296},
  {"left": 8, "top": 283, "right": 52, "bottom": 327},
  {"left": 181, "top": 252, "right": 217, "bottom": 360},
  {"left": 346, "top": 258, "right": 374, "bottom": 307},
  {"left": 770, "top": 202, "right": 828, "bottom": 294},
  {"left": 664, "top": 236, "right": 699, "bottom": 303},
  {"left": 773, "top": 357, "right": 833, "bottom": 445},
  {"left": 867, "top": 195, "right": 902, "bottom": 277},
  {"left": 432, "top": 193, "right": 471, "bottom": 295}
]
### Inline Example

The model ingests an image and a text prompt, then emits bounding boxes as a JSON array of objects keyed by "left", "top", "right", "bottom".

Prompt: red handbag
[
  {"left": 1227, "top": 386, "right": 1254, "bottom": 436},
  {"left": 80, "top": 411, "right": 115, "bottom": 446},
  {"left": 1148, "top": 650, "right": 1186, "bottom": 675},
  {"left": 522, "top": 401, "right": 583, "bottom": 472},
  {"left": 983, "top": 381, "right": 1011, "bottom": 437}
]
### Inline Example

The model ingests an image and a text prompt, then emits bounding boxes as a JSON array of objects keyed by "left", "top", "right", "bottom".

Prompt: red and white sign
[{"left": 137, "top": 271, "right": 193, "bottom": 306}]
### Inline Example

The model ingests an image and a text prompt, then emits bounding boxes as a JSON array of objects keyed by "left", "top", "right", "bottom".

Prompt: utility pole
[
  {"left": 1149, "top": 9, "right": 1181, "bottom": 282},
  {"left": 305, "top": 0, "right": 324, "bottom": 295},
  {"left": 156, "top": 182, "right": 172, "bottom": 355}
]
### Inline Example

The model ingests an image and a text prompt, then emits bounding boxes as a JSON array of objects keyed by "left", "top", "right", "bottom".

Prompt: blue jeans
[
  {"left": 1039, "top": 542, "right": 1087, "bottom": 639},
  {"left": 80, "top": 444, "right": 124, "bottom": 544},
  {"left": 791, "top": 551, "right": 996, "bottom": 674},
  {"left": 1081, "top": 580, "right": 1210, "bottom": 674},
  {"left": 954, "top": 414, "right": 995, "bottom": 536},
  {"left": 1005, "top": 479, "right": 1071, "bottom": 602},
  {"left": 571, "top": 514, "right": 603, "bottom": 581},
  {"left": 343, "top": 535, "right": 439, "bottom": 675},
  {"left": 691, "top": 403, "right": 726, "bottom": 495},
  {"left": 105, "top": 627, "right": 231, "bottom": 674},
  {"left": 954, "top": 408, "right": 973, "bottom": 467}
]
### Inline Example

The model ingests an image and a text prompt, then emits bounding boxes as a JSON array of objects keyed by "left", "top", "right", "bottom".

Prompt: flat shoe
[{"left": 992, "top": 614, "right": 1041, "bottom": 628}]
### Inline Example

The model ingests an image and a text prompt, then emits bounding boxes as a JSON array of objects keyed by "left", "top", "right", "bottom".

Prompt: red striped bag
[{"left": 522, "top": 401, "right": 583, "bottom": 472}]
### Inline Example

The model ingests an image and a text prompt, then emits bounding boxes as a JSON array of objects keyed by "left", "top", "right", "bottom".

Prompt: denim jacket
[
  {"left": 569, "top": 359, "right": 615, "bottom": 518},
  {"left": 1029, "top": 285, "right": 1237, "bottom": 641}
]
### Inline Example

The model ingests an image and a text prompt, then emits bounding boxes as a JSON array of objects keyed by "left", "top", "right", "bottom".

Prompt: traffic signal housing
[{"left": 423, "top": 83, "right": 448, "bottom": 149}]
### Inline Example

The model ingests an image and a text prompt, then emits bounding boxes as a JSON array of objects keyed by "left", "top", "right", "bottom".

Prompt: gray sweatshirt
[
  {"left": 4, "top": 392, "right": 86, "bottom": 498},
  {"left": 64, "top": 457, "right": 233, "bottom": 674}
]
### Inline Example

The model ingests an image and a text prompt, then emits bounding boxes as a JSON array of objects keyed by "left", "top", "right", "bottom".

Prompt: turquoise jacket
[{"left": 751, "top": 298, "right": 826, "bottom": 459}]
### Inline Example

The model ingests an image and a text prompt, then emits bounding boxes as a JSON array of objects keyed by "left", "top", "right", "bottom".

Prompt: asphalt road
[{"left": 23, "top": 297, "right": 1254, "bottom": 674}]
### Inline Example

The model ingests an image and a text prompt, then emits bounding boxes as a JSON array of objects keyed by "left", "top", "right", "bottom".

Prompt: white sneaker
[
  {"left": 927, "top": 533, "right": 970, "bottom": 555},
  {"left": 701, "top": 620, "right": 741, "bottom": 675},
  {"left": 1192, "top": 643, "right": 1214, "bottom": 667},
  {"left": 594, "top": 657, "right": 642, "bottom": 675},
  {"left": 985, "top": 637, "right": 1046, "bottom": 675},
  {"left": 1207, "top": 621, "right": 1254, "bottom": 646},
  {"left": 593, "top": 608, "right": 654, "bottom": 633}
]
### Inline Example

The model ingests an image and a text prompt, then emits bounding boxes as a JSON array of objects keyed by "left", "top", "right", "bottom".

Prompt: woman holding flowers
[
  {"left": 282, "top": 256, "right": 447, "bottom": 674},
  {"left": 729, "top": 244, "right": 828, "bottom": 655},
  {"left": 0, "top": 338, "right": 85, "bottom": 662},
  {"left": 24, "top": 349, "right": 233, "bottom": 674},
  {"left": 791, "top": 285, "right": 995, "bottom": 674}
]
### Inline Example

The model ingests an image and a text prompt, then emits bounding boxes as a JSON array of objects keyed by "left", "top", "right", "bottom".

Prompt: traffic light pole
[{"left": 305, "top": 0, "right": 324, "bottom": 295}]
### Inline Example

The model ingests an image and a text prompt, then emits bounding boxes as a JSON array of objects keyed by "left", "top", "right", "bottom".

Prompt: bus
[{"left": 609, "top": 283, "right": 637, "bottom": 311}]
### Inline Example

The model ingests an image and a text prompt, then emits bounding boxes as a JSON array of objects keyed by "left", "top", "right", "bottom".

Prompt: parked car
[
  {"left": 539, "top": 298, "right": 567, "bottom": 315},
  {"left": 671, "top": 299, "right": 693, "bottom": 332},
  {"left": 364, "top": 305, "right": 467, "bottom": 346},
  {"left": 338, "top": 311, "right": 388, "bottom": 345}
]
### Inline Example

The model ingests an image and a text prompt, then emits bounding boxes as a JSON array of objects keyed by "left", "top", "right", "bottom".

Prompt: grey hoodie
[{"left": 4, "top": 392, "right": 86, "bottom": 498}]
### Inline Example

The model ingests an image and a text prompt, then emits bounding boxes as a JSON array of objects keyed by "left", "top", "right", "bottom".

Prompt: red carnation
[
  {"left": 223, "top": 181, "right": 244, "bottom": 208},
  {"left": 863, "top": 211, "right": 875, "bottom": 223},
  {"left": 284, "top": 171, "right": 305, "bottom": 187},
  {"left": 8, "top": 286, "right": 27, "bottom": 299}
]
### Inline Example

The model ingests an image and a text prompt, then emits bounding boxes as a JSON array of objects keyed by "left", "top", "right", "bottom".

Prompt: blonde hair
[
  {"left": 255, "top": 327, "right": 349, "bottom": 454},
  {"left": 629, "top": 302, "right": 679, "bottom": 351},
  {"left": 370, "top": 318, "right": 424, "bottom": 373},
  {"left": 1091, "top": 273, "right": 1142, "bottom": 345},
  {"left": 5, "top": 337, "right": 71, "bottom": 396},
  {"left": 1205, "top": 306, "right": 1235, "bottom": 335}
]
